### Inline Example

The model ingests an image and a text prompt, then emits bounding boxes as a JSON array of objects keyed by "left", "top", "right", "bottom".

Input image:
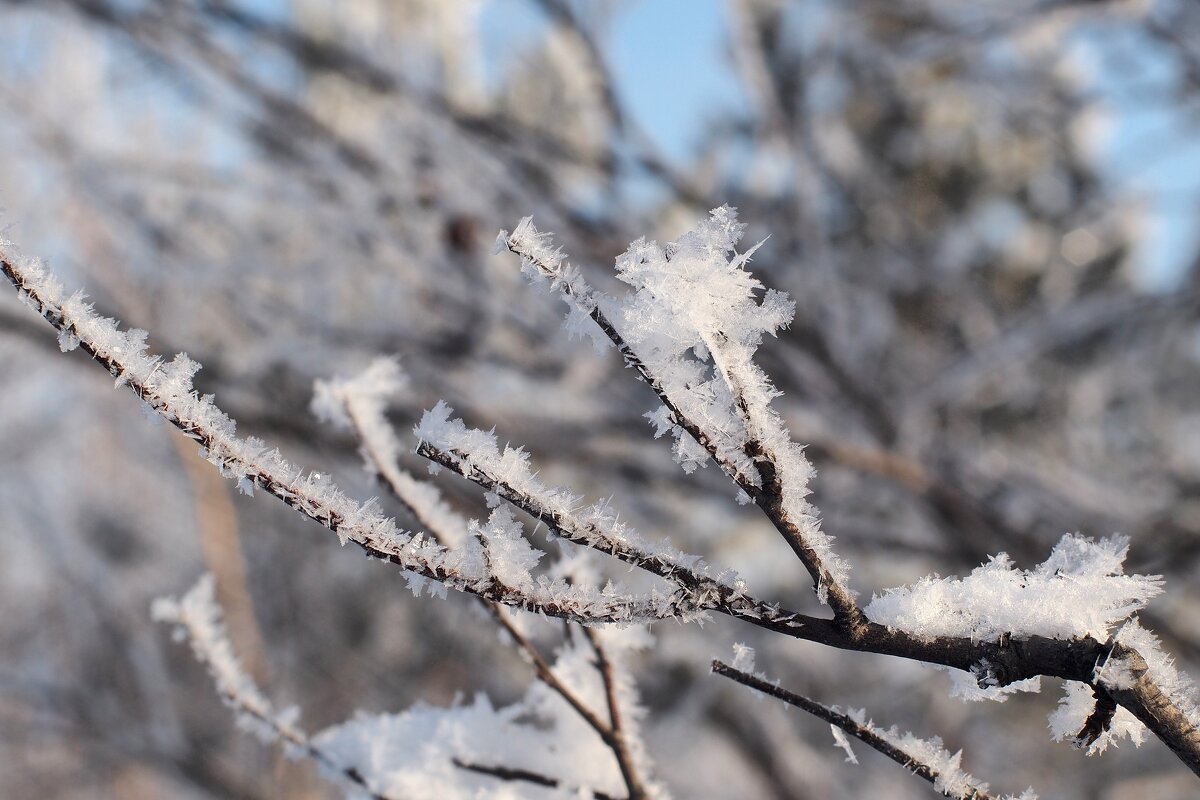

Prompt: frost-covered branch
[
  {"left": 0, "top": 251, "right": 679, "bottom": 628},
  {"left": 495, "top": 213, "right": 1200, "bottom": 777},
  {"left": 312, "top": 359, "right": 470, "bottom": 550},
  {"left": 711, "top": 657, "right": 1027, "bottom": 800},
  {"left": 314, "top": 362, "right": 657, "bottom": 799},
  {"left": 499, "top": 210, "right": 863, "bottom": 631},
  {"left": 152, "top": 576, "right": 396, "bottom": 800},
  {"left": 414, "top": 406, "right": 811, "bottom": 634},
  {"left": 157, "top": 575, "right": 644, "bottom": 799}
]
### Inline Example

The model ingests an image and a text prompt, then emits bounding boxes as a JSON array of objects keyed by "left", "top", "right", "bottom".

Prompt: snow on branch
[
  {"left": 0, "top": 251, "right": 681, "bottom": 628},
  {"left": 864, "top": 535, "right": 1162, "bottom": 644},
  {"left": 1050, "top": 619, "right": 1200, "bottom": 758},
  {"left": 152, "top": 575, "right": 394, "bottom": 800},
  {"left": 712, "top": 656, "right": 1035, "bottom": 800},
  {"left": 9, "top": 227, "right": 1200, "bottom": 783},
  {"left": 500, "top": 210, "right": 862, "bottom": 630}
]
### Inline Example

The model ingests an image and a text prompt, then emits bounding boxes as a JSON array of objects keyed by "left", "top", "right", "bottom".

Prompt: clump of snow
[
  {"left": 865, "top": 534, "right": 1161, "bottom": 642},
  {"left": 473, "top": 506, "right": 543, "bottom": 589}
]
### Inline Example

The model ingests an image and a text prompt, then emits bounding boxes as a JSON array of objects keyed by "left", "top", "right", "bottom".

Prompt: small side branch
[
  {"left": 711, "top": 661, "right": 999, "bottom": 800},
  {"left": 153, "top": 576, "right": 396, "bottom": 800},
  {"left": 584, "top": 629, "right": 651, "bottom": 800},
  {"left": 1074, "top": 685, "right": 1118, "bottom": 750},
  {"left": 417, "top": 439, "right": 811, "bottom": 636},
  {"left": 322, "top": 374, "right": 648, "bottom": 792}
]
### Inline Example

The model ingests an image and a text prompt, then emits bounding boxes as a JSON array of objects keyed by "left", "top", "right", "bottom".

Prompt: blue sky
[
  {"left": 481, "top": 0, "right": 742, "bottom": 164},
  {"left": 477, "top": 1, "right": 1199, "bottom": 291}
]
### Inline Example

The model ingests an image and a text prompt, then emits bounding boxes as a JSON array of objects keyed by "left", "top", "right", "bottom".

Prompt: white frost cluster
[
  {"left": 1111, "top": 621, "right": 1200, "bottom": 730},
  {"left": 865, "top": 534, "right": 1162, "bottom": 642},
  {"left": 312, "top": 621, "right": 667, "bottom": 800},
  {"left": 730, "top": 642, "right": 756, "bottom": 674},
  {"left": 1047, "top": 681, "right": 1146, "bottom": 755},
  {"left": 829, "top": 725, "right": 858, "bottom": 764},
  {"left": 503, "top": 216, "right": 612, "bottom": 354},
  {"left": 473, "top": 506, "right": 543, "bottom": 588},
  {"left": 157, "top": 576, "right": 650, "bottom": 800},
  {"left": 613, "top": 209, "right": 849, "bottom": 594},
  {"left": 841, "top": 708, "right": 1036, "bottom": 800},
  {"left": 502, "top": 208, "right": 851, "bottom": 604}
]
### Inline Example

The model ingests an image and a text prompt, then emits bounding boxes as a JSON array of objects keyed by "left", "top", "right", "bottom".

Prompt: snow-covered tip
[
  {"left": 311, "top": 357, "right": 407, "bottom": 429},
  {"left": 503, "top": 216, "right": 567, "bottom": 278},
  {"left": 153, "top": 575, "right": 300, "bottom": 745}
]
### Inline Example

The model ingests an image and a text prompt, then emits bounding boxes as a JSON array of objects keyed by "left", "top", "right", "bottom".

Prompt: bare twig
[{"left": 583, "top": 628, "right": 650, "bottom": 800}]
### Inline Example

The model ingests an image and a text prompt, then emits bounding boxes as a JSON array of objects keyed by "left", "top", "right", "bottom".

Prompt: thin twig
[
  {"left": 711, "top": 660, "right": 998, "bottom": 800},
  {"left": 418, "top": 440, "right": 809, "bottom": 635},
  {"left": 583, "top": 628, "right": 650, "bottom": 800}
]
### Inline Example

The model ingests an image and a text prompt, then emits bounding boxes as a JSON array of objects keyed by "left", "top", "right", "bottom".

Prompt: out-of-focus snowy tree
[{"left": 0, "top": 0, "right": 1198, "bottom": 798}]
